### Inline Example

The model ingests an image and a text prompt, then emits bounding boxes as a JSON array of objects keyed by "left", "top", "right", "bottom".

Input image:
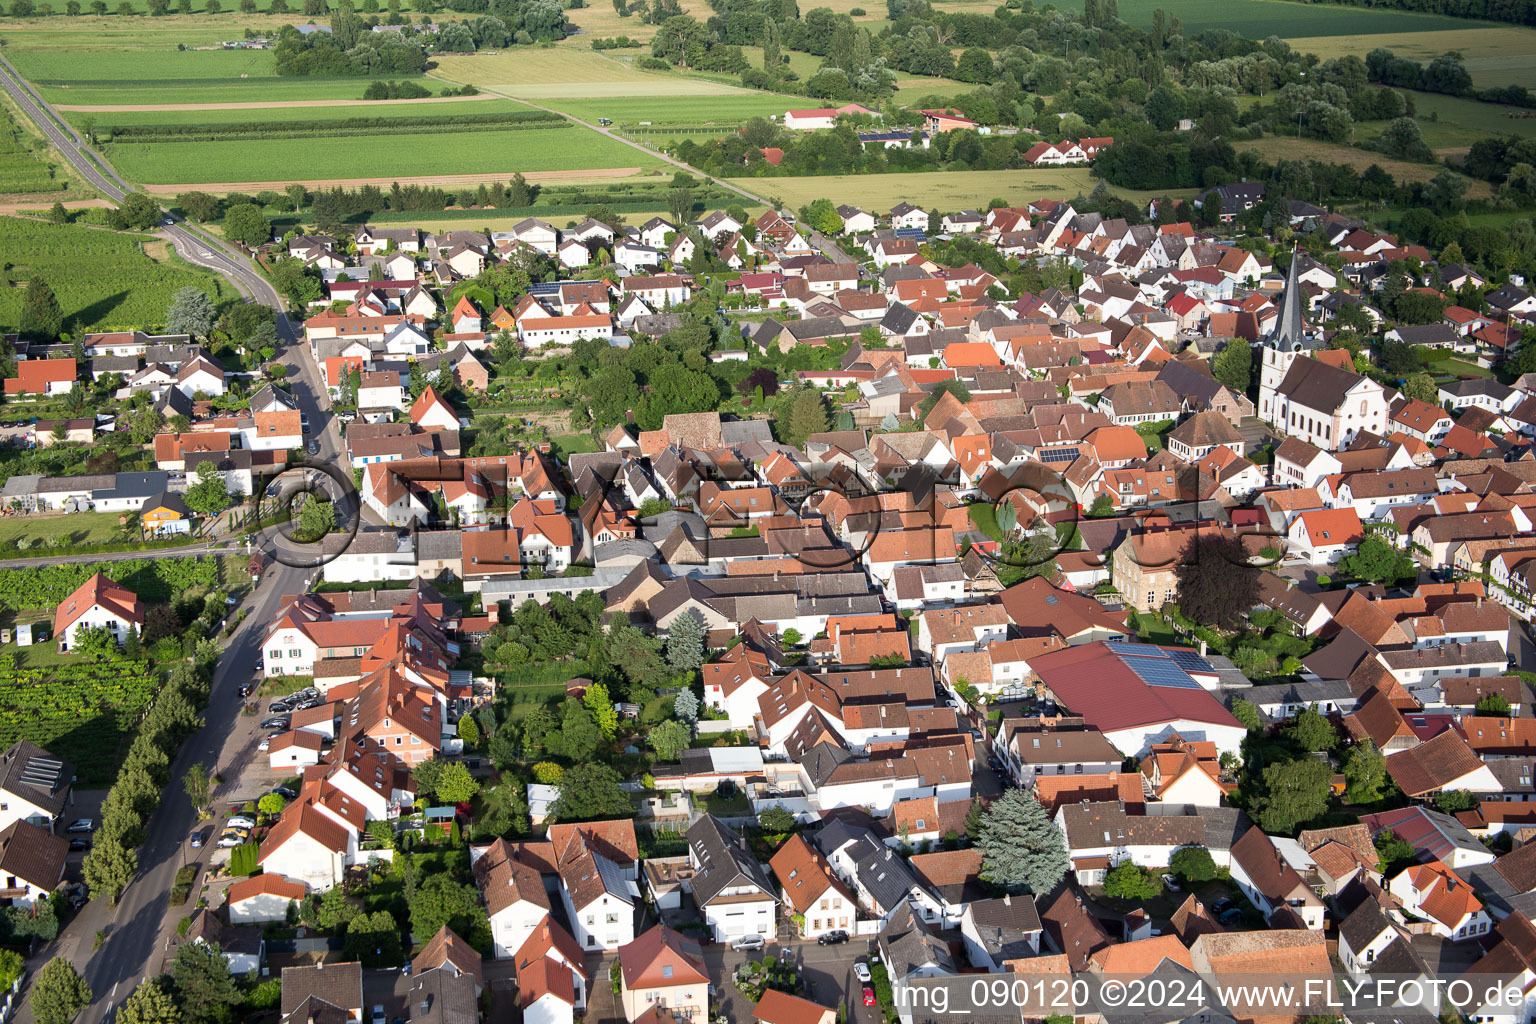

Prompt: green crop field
[
  {"left": 0, "top": 102, "right": 64, "bottom": 195},
  {"left": 0, "top": 659, "right": 163, "bottom": 784},
  {"left": 1409, "top": 92, "right": 1536, "bottom": 149},
  {"left": 1284, "top": 27, "right": 1536, "bottom": 90},
  {"left": 550, "top": 94, "right": 794, "bottom": 127},
  {"left": 72, "top": 97, "right": 521, "bottom": 126},
  {"left": 0, "top": 216, "right": 229, "bottom": 332},
  {"left": 8, "top": 45, "right": 276, "bottom": 82},
  {"left": 727, "top": 167, "right": 1189, "bottom": 211},
  {"left": 1057, "top": 0, "right": 1496, "bottom": 35},
  {"left": 102, "top": 123, "right": 656, "bottom": 184}
]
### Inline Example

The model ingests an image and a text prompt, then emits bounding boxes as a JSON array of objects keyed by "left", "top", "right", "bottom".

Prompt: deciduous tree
[
  {"left": 166, "top": 287, "right": 216, "bottom": 339},
  {"left": 549, "top": 762, "right": 631, "bottom": 822},
  {"left": 648, "top": 719, "right": 691, "bottom": 762},
  {"left": 31, "top": 959, "right": 91, "bottom": 1024}
]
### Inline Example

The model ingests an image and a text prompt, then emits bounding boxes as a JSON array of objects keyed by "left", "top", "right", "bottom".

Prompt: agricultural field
[
  {"left": 0, "top": 512, "right": 135, "bottom": 550},
  {"left": 727, "top": 167, "right": 1182, "bottom": 212},
  {"left": 0, "top": 100, "right": 66, "bottom": 197},
  {"left": 0, "top": 658, "right": 163, "bottom": 784},
  {"left": 1235, "top": 136, "right": 1496, "bottom": 195},
  {"left": 1408, "top": 92, "right": 1536, "bottom": 150},
  {"left": 0, "top": 215, "right": 229, "bottom": 333},
  {"left": 433, "top": 49, "right": 760, "bottom": 101},
  {"left": 1057, "top": 0, "right": 1501, "bottom": 36},
  {"left": 102, "top": 123, "right": 655, "bottom": 185},
  {"left": 1284, "top": 27, "right": 1536, "bottom": 90},
  {"left": 83, "top": 97, "right": 522, "bottom": 126}
]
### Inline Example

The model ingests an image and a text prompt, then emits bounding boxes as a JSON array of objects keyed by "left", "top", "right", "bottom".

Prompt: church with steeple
[{"left": 1258, "top": 246, "right": 1322, "bottom": 425}]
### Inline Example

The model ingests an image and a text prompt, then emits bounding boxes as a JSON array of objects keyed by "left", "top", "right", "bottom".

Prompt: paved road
[{"left": 0, "top": 52, "right": 354, "bottom": 1024}]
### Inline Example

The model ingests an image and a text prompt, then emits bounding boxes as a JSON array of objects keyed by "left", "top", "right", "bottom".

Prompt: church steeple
[{"left": 1270, "top": 245, "right": 1306, "bottom": 352}]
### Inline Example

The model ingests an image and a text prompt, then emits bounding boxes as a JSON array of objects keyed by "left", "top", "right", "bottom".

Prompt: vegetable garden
[{"left": 0, "top": 658, "right": 162, "bottom": 784}]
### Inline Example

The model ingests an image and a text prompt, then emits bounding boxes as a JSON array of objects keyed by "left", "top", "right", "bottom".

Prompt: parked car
[
  {"left": 1218, "top": 907, "right": 1244, "bottom": 925},
  {"left": 216, "top": 832, "right": 245, "bottom": 848},
  {"left": 1163, "top": 874, "right": 1181, "bottom": 891},
  {"left": 863, "top": 987, "right": 876, "bottom": 1007},
  {"left": 853, "top": 962, "right": 872, "bottom": 983},
  {"left": 261, "top": 716, "right": 289, "bottom": 730},
  {"left": 729, "top": 935, "right": 765, "bottom": 951},
  {"left": 189, "top": 829, "right": 207, "bottom": 848},
  {"left": 271, "top": 786, "right": 297, "bottom": 799},
  {"left": 306, "top": 439, "right": 320, "bottom": 455},
  {"left": 258, "top": 738, "right": 271, "bottom": 752},
  {"left": 817, "top": 930, "right": 849, "bottom": 946},
  {"left": 66, "top": 819, "right": 93, "bottom": 833},
  {"left": 69, "top": 837, "right": 90, "bottom": 852},
  {"left": 226, "top": 816, "right": 256, "bottom": 830},
  {"left": 1211, "top": 898, "right": 1236, "bottom": 914},
  {"left": 269, "top": 700, "right": 294, "bottom": 712},
  {"left": 371, "top": 1006, "right": 385, "bottom": 1024}
]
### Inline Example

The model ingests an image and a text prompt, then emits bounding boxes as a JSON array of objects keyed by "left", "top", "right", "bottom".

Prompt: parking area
[{"left": 698, "top": 938, "right": 873, "bottom": 1023}]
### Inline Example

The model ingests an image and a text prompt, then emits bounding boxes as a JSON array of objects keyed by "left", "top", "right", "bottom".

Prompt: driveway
[{"left": 699, "top": 938, "right": 869, "bottom": 1021}]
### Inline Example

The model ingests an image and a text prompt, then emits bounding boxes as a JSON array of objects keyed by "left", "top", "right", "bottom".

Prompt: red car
[{"left": 863, "top": 987, "right": 876, "bottom": 1007}]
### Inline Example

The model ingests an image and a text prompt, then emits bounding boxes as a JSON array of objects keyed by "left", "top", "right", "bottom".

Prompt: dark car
[
  {"left": 238, "top": 683, "right": 252, "bottom": 698},
  {"left": 1217, "top": 907, "right": 1244, "bottom": 925},
  {"left": 306, "top": 440, "right": 320, "bottom": 455},
  {"left": 260, "top": 716, "right": 289, "bottom": 730},
  {"left": 816, "top": 930, "right": 849, "bottom": 946},
  {"left": 69, "top": 837, "right": 90, "bottom": 852},
  {"left": 271, "top": 786, "right": 297, "bottom": 800}
]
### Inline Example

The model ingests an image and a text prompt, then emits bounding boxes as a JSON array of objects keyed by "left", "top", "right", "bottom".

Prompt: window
[{"left": 662, "top": 966, "right": 673, "bottom": 979}]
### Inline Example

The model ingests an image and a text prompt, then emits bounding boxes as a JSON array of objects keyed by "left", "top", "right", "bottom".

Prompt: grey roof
[
  {"left": 812, "top": 818, "right": 877, "bottom": 861},
  {"left": 720, "top": 418, "right": 774, "bottom": 445},
  {"left": 1392, "top": 324, "right": 1458, "bottom": 347},
  {"left": 91, "top": 471, "right": 169, "bottom": 501},
  {"left": 965, "top": 896, "right": 1042, "bottom": 962},
  {"left": 1339, "top": 897, "right": 1396, "bottom": 957},
  {"left": 406, "top": 968, "right": 477, "bottom": 1024},
  {"left": 880, "top": 302, "right": 919, "bottom": 336},
  {"left": 1441, "top": 378, "right": 1515, "bottom": 401},
  {"left": 686, "top": 815, "right": 776, "bottom": 906},
  {"left": 879, "top": 901, "right": 955, "bottom": 980},
  {"left": 1276, "top": 356, "right": 1366, "bottom": 413},
  {"left": 1238, "top": 678, "right": 1355, "bottom": 709},
  {"left": 0, "top": 740, "right": 72, "bottom": 816}
]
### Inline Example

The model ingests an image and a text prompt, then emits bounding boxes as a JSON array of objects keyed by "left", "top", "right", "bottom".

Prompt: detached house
[
  {"left": 1388, "top": 860, "right": 1491, "bottom": 941},
  {"left": 616, "top": 925, "right": 709, "bottom": 1024},
  {"left": 769, "top": 833, "right": 856, "bottom": 940},
  {"left": 686, "top": 815, "right": 777, "bottom": 944},
  {"left": 54, "top": 572, "right": 144, "bottom": 653}
]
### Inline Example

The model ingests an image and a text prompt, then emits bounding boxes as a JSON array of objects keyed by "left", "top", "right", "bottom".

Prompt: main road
[{"left": 0, "top": 53, "right": 350, "bottom": 1024}]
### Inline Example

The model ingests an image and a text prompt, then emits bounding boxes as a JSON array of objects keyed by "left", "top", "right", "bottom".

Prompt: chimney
[{"left": 1004, "top": 893, "right": 1012, "bottom": 906}]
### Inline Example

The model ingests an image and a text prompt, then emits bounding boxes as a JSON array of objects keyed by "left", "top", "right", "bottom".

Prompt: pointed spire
[{"left": 1272, "top": 244, "right": 1306, "bottom": 351}]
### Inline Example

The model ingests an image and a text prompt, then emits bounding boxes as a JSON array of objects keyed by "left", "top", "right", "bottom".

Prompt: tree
[
  {"left": 1211, "top": 340, "right": 1252, "bottom": 392},
  {"left": 1285, "top": 704, "right": 1337, "bottom": 752},
  {"left": 457, "top": 713, "right": 480, "bottom": 746},
  {"left": 583, "top": 681, "right": 619, "bottom": 741},
  {"left": 83, "top": 826, "right": 137, "bottom": 903},
  {"left": 258, "top": 792, "right": 288, "bottom": 816},
  {"left": 31, "top": 959, "right": 91, "bottom": 1024},
  {"left": 549, "top": 762, "right": 631, "bottom": 822},
  {"left": 1170, "top": 846, "right": 1217, "bottom": 882},
  {"left": 1374, "top": 828, "right": 1415, "bottom": 874},
  {"left": 758, "top": 805, "right": 796, "bottom": 834},
  {"left": 798, "top": 198, "right": 843, "bottom": 235},
  {"left": 666, "top": 187, "right": 694, "bottom": 225},
  {"left": 47, "top": 201, "right": 68, "bottom": 225},
  {"left": 435, "top": 762, "right": 479, "bottom": 804},
  {"left": 673, "top": 689, "right": 699, "bottom": 724},
  {"left": 412, "top": 757, "right": 446, "bottom": 800},
  {"left": 407, "top": 874, "right": 487, "bottom": 943},
  {"left": 1103, "top": 860, "right": 1160, "bottom": 899},
  {"left": 1343, "top": 739, "right": 1388, "bottom": 804},
  {"left": 1477, "top": 693, "right": 1513, "bottom": 716},
  {"left": 1086, "top": 494, "right": 1116, "bottom": 518},
  {"left": 648, "top": 719, "right": 691, "bottom": 762},
  {"left": 1402, "top": 372, "right": 1438, "bottom": 404},
  {"left": 1435, "top": 790, "right": 1478, "bottom": 814},
  {"left": 296, "top": 494, "right": 336, "bottom": 540},
  {"left": 1175, "top": 532, "right": 1259, "bottom": 629},
  {"left": 1339, "top": 536, "right": 1416, "bottom": 585},
  {"left": 116, "top": 979, "right": 180, "bottom": 1024},
  {"left": 315, "top": 884, "right": 358, "bottom": 931},
  {"left": 776, "top": 386, "right": 829, "bottom": 447},
  {"left": 184, "top": 461, "right": 232, "bottom": 517},
  {"left": 20, "top": 278, "right": 63, "bottom": 339},
  {"left": 183, "top": 761, "right": 213, "bottom": 814},
  {"left": 1250, "top": 757, "right": 1332, "bottom": 833},
  {"left": 172, "top": 940, "right": 240, "bottom": 1024},
  {"left": 166, "top": 286, "right": 216, "bottom": 338},
  {"left": 344, "top": 910, "right": 402, "bottom": 967},
  {"left": 665, "top": 611, "right": 704, "bottom": 673},
  {"left": 975, "top": 789, "right": 1068, "bottom": 894},
  {"left": 222, "top": 203, "right": 271, "bottom": 248},
  {"left": 72, "top": 625, "right": 117, "bottom": 661},
  {"left": 531, "top": 761, "right": 564, "bottom": 785}
]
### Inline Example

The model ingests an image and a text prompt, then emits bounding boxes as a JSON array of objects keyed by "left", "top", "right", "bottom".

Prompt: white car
[
  {"left": 730, "top": 935, "right": 764, "bottom": 951},
  {"left": 371, "top": 1007, "right": 385, "bottom": 1024},
  {"left": 258, "top": 738, "right": 271, "bottom": 752},
  {"left": 853, "top": 962, "right": 872, "bottom": 983},
  {"left": 226, "top": 816, "right": 256, "bottom": 829},
  {"left": 216, "top": 832, "right": 245, "bottom": 848}
]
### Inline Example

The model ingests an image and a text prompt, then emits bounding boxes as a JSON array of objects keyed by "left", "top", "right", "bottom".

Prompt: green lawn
[
  {"left": 0, "top": 216, "right": 229, "bottom": 333},
  {"left": 9, "top": 45, "right": 277, "bottom": 84},
  {"left": 967, "top": 503, "right": 1004, "bottom": 542},
  {"left": 0, "top": 512, "right": 132, "bottom": 549},
  {"left": 102, "top": 124, "right": 653, "bottom": 184}
]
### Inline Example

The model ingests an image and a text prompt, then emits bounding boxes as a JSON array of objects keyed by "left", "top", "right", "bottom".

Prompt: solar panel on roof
[
  {"left": 1040, "top": 447, "right": 1079, "bottom": 464},
  {"left": 1167, "top": 648, "right": 1214, "bottom": 672},
  {"left": 1104, "top": 640, "right": 1168, "bottom": 659},
  {"left": 1130, "top": 660, "right": 1203, "bottom": 689}
]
